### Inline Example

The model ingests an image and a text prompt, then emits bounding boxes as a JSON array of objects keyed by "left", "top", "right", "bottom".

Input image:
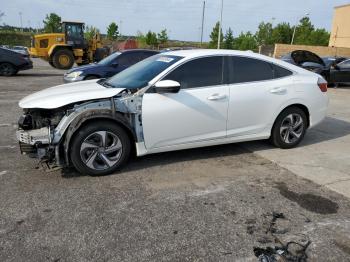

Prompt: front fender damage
[{"left": 22, "top": 92, "right": 144, "bottom": 169}]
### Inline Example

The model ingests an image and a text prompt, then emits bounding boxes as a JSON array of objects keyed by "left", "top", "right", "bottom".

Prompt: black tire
[
  {"left": 0, "top": 62, "right": 18, "bottom": 76},
  {"left": 94, "top": 47, "right": 108, "bottom": 62},
  {"left": 70, "top": 121, "right": 131, "bottom": 176},
  {"left": 52, "top": 49, "right": 75, "bottom": 70},
  {"left": 84, "top": 75, "right": 99, "bottom": 80},
  {"left": 48, "top": 60, "right": 55, "bottom": 68},
  {"left": 270, "top": 107, "right": 307, "bottom": 149}
]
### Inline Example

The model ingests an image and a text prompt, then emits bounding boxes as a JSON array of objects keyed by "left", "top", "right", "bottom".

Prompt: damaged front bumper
[{"left": 16, "top": 127, "right": 53, "bottom": 159}]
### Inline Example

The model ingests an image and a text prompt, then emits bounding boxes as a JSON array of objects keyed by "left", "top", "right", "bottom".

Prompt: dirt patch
[{"left": 276, "top": 182, "right": 339, "bottom": 214}]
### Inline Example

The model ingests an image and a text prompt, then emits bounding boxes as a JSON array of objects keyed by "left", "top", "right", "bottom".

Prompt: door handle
[
  {"left": 207, "top": 93, "right": 227, "bottom": 101},
  {"left": 270, "top": 87, "right": 287, "bottom": 94}
]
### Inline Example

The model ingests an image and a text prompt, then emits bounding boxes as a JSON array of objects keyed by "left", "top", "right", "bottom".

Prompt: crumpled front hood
[{"left": 19, "top": 80, "right": 125, "bottom": 109}]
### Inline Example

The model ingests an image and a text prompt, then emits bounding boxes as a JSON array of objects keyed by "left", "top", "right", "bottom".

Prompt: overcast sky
[{"left": 1, "top": 0, "right": 349, "bottom": 41}]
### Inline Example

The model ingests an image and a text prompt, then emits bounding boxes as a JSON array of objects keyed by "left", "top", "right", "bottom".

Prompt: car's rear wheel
[
  {"left": 270, "top": 107, "right": 307, "bottom": 149},
  {"left": 70, "top": 121, "right": 131, "bottom": 176},
  {"left": 52, "top": 49, "right": 75, "bottom": 70},
  {"left": 0, "top": 63, "right": 18, "bottom": 76}
]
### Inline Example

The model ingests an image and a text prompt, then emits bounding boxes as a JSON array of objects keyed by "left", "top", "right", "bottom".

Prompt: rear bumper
[{"left": 310, "top": 95, "right": 329, "bottom": 128}]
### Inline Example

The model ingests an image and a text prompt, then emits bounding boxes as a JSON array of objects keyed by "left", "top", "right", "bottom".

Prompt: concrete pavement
[{"left": 244, "top": 88, "right": 350, "bottom": 198}]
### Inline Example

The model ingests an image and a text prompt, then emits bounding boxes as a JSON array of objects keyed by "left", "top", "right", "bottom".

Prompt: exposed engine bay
[{"left": 16, "top": 89, "right": 143, "bottom": 168}]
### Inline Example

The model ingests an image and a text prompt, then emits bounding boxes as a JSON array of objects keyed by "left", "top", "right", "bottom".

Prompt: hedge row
[{"left": 0, "top": 32, "right": 32, "bottom": 47}]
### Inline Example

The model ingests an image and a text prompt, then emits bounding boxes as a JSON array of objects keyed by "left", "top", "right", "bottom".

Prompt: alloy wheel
[
  {"left": 279, "top": 113, "right": 304, "bottom": 144},
  {"left": 80, "top": 131, "right": 123, "bottom": 171},
  {"left": 0, "top": 63, "right": 13, "bottom": 76}
]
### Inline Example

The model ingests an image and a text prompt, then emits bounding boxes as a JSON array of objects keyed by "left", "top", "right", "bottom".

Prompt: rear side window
[
  {"left": 164, "top": 56, "right": 224, "bottom": 89},
  {"left": 273, "top": 64, "right": 293, "bottom": 78},
  {"left": 229, "top": 56, "right": 274, "bottom": 83}
]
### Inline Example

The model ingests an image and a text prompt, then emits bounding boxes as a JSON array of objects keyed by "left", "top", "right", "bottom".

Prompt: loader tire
[{"left": 52, "top": 49, "right": 74, "bottom": 70}]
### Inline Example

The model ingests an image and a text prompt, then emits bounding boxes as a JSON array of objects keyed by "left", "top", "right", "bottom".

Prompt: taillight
[{"left": 318, "top": 78, "right": 327, "bottom": 92}]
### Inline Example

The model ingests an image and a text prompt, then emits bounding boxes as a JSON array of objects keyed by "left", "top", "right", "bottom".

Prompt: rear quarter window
[{"left": 273, "top": 64, "right": 293, "bottom": 78}]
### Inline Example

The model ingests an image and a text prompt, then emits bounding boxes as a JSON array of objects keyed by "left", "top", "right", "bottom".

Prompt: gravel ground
[{"left": 0, "top": 59, "right": 350, "bottom": 262}]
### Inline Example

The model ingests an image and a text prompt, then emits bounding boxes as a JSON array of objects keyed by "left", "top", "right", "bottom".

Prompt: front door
[
  {"left": 330, "top": 60, "right": 350, "bottom": 83},
  {"left": 142, "top": 56, "right": 229, "bottom": 150}
]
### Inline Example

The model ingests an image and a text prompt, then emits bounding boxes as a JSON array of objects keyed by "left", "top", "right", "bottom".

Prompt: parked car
[
  {"left": 17, "top": 50, "right": 328, "bottom": 176},
  {"left": 63, "top": 49, "right": 159, "bottom": 82},
  {"left": 0, "top": 47, "right": 33, "bottom": 76},
  {"left": 11, "top": 46, "right": 29, "bottom": 55},
  {"left": 281, "top": 50, "right": 327, "bottom": 77}
]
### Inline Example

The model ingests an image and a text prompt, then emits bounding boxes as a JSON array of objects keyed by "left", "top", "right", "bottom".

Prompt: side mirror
[
  {"left": 111, "top": 62, "right": 119, "bottom": 67},
  {"left": 154, "top": 80, "right": 180, "bottom": 94}
]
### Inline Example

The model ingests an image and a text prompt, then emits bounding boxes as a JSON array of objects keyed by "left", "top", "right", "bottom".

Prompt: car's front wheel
[
  {"left": 70, "top": 121, "right": 131, "bottom": 176},
  {"left": 0, "top": 62, "right": 18, "bottom": 76},
  {"left": 270, "top": 107, "right": 307, "bottom": 149}
]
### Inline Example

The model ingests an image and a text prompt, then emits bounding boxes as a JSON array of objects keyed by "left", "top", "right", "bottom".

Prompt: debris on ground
[{"left": 253, "top": 212, "right": 311, "bottom": 262}]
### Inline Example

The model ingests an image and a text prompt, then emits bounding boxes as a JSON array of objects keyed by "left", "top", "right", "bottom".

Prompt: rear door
[
  {"left": 142, "top": 56, "right": 229, "bottom": 149},
  {"left": 226, "top": 56, "right": 294, "bottom": 137}
]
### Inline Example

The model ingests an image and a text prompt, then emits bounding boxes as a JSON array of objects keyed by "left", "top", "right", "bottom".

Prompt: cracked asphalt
[{"left": 1, "top": 59, "right": 350, "bottom": 261}]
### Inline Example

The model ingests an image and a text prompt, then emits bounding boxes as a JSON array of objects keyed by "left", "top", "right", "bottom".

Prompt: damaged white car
[{"left": 17, "top": 50, "right": 329, "bottom": 176}]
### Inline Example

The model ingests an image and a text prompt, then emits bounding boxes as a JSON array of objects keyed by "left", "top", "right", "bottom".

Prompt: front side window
[
  {"left": 338, "top": 60, "right": 350, "bottom": 69},
  {"left": 98, "top": 52, "right": 122, "bottom": 66},
  {"left": 228, "top": 56, "right": 274, "bottom": 84},
  {"left": 164, "top": 56, "right": 224, "bottom": 89}
]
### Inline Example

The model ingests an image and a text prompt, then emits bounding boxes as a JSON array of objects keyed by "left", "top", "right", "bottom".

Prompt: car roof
[
  {"left": 121, "top": 49, "right": 159, "bottom": 53},
  {"left": 164, "top": 49, "right": 313, "bottom": 75},
  {"left": 164, "top": 49, "right": 256, "bottom": 58}
]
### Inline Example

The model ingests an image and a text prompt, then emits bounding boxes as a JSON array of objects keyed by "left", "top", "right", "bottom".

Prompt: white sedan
[{"left": 17, "top": 49, "right": 328, "bottom": 176}]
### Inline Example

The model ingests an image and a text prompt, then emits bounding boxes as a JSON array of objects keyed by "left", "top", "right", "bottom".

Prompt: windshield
[
  {"left": 105, "top": 54, "right": 183, "bottom": 89},
  {"left": 98, "top": 52, "right": 122, "bottom": 65}
]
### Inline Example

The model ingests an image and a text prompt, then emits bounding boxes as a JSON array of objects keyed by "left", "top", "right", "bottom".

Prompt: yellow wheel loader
[{"left": 30, "top": 21, "right": 108, "bottom": 69}]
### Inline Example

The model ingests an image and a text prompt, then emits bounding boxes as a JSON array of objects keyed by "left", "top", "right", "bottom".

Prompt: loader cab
[{"left": 62, "top": 21, "right": 87, "bottom": 49}]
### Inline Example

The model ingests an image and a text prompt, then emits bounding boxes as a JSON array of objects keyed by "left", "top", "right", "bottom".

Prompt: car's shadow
[
  {"left": 61, "top": 116, "right": 350, "bottom": 178},
  {"left": 61, "top": 142, "right": 249, "bottom": 178}
]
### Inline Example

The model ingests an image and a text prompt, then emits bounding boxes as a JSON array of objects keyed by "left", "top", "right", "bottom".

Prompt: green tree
[
  {"left": 157, "top": 29, "right": 169, "bottom": 45},
  {"left": 234, "top": 32, "right": 257, "bottom": 51},
  {"left": 43, "top": 13, "right": 61, "bottom": 33},
  {"left": 223, "top": 28, "right": 234, "bottom": 49},
  {"left": 145, "top": 30, "right": 158, "bottom": 47},
  {"left": 255, "top": 22, "right": 273, "bottom": 46},
  {"left": 271, "top": 22, "right": 293, "bottom": 44},
  {"left": 294, "top": 17, "right": 314, "bottom": 45},
  {"left": 309, "top": 28, "right": 330, "bottom": 46},
  {"left": 209, "top": 22, "right": 223, "bottom": 49},
  {"left": 106, "top": 22, "right": 119, "bottom": 40},
  {"left": 84, "top": 25, "right": 99, "bottom": 41}
]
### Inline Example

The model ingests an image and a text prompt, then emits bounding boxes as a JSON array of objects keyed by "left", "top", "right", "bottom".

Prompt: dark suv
[{"left": 64, "top": 49, "right": 159, "bottom": 82}]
